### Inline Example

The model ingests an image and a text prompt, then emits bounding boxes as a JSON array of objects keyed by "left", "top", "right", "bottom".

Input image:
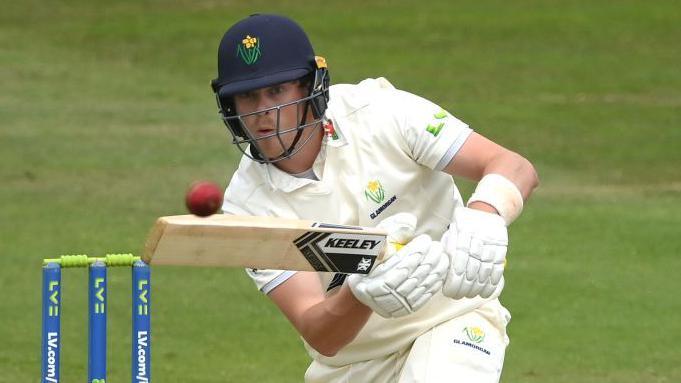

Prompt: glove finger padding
[
  {"left": 409, "top": 241, "right": 449, "bottom": 311},
  {"left": 348, "top": 235, "right": 449, "bottom": 318},
  {"left": 442, "top": 207, "right": 509, "bottom": 300}
]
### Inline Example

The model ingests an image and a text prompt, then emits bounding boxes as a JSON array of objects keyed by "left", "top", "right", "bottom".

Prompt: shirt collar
[
  {"left": 252, "top": 129, "right": 330, "bottom": 192},
  {"left": 248, "top": 110, "right": 350, "bottom": 193},
  {"left": 257, "top": 161, "right": 317, "bottom": 192}
]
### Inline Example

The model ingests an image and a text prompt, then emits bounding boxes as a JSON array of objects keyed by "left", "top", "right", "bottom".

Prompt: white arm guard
[
  {"left": 441, "top": 207, "right": 507, "bottom": 299},
  {"left": 468, "top": 173, "right": 524, "bottom": 225}
]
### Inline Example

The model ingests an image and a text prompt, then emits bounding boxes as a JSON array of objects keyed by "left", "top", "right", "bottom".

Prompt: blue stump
[
  {"left": 132, "top": 260, "right": 151, "bottom": 383},
  {"left": 42, "top": 263, "right": 61, "bottom": 383},
  {"left": 89, "top": 260, "right": 107, "bottom": 382}
]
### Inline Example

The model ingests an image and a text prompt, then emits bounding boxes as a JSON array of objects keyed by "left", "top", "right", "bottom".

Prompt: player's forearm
[
  {"left": 298, "top": 285, "right": 372, "bottom": 357},
  {"left": 444, "top": 133, "right": 539, "bottom": 200},
  {"left": 481, "top": 151, "right": 539, "bottom": 200}
]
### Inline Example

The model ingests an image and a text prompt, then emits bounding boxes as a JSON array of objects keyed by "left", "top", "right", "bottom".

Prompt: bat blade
[{"left": 142, "top": 215, "right": 387, "bottom": 274}]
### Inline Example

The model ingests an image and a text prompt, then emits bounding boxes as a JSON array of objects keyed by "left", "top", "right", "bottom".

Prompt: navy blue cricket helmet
[{"left": 211, "top": 14, "right": 330, "bottom": 163}]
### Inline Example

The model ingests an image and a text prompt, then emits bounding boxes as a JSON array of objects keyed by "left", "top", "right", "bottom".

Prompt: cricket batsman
[{"left": 211, "top": 14, "right": 539, "bottom": 382}]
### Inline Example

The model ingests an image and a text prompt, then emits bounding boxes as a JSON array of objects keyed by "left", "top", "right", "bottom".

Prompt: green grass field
[{"left": 2, "top": 1, "right": 680, "bottom": 382}]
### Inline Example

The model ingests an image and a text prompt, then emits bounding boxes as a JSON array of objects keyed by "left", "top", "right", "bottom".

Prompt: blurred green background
[{"left": 2, "top": 1, "right": 680, "bottom": 382}]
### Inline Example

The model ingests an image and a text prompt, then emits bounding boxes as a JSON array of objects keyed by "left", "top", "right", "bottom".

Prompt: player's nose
[{"left": 253, "top": 95, "right": 277, "bottom": 115}]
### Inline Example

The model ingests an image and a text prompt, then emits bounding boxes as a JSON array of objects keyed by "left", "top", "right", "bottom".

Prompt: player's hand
[
  {"left": 441, "top": 207, "right": 508, "bottom": 299},
  {"left": 348, "top": 213, "right": 449, "bottom": 318}
]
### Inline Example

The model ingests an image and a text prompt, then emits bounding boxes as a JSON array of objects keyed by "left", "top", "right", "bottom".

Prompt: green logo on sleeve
[
  {"left": 434, "top": 110, "right": 448, "bottom": 119},
  {"left": 426, "top": 109, "right": 448, "bottom": 137}
]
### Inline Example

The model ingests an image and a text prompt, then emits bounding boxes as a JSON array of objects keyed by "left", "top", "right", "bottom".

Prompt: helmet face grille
[{"left": 214, "top": 67, "right": 330, "bottom": 164}]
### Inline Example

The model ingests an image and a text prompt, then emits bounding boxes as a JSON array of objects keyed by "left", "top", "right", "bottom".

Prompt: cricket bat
[{"left": 142, "top": 215, "right": 388, "bottom": 274}]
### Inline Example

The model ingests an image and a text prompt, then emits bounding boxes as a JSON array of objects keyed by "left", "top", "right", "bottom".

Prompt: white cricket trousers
[{"left": 304, "top": 300, "right": 511, "bottom": 383}]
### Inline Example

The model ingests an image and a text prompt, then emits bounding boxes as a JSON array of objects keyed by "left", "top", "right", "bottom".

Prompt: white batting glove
[
  {"left": 373, "top": 212, "right": 418, "bottom": 257},
  {"left": 441, "top": 207, "right": 508, "bottom": 299},
  {"left": 349, "top": 235, "right": 449, "bottom": 318}
]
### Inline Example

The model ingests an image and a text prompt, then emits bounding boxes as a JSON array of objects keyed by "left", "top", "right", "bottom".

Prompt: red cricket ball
[{"left": 185, "top": 181, "right": 223, "bottom": 217}]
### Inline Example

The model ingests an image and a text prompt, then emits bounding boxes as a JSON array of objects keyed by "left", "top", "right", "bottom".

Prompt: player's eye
[
  {"left": 269, "top": 85, "right": 284, "bottom": 96},
  {"left": 235, "top": 91, "right": 256, "bottom": 101}
]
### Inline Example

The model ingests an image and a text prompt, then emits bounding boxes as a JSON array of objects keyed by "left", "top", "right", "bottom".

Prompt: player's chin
[{"left": 257, "top": 144, "right": 290, "bottom": 161}]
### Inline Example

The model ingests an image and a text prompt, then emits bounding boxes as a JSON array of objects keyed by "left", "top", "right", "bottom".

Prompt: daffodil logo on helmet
[{"left": 237, "top": 35, "right": 261, "bottom": 64}]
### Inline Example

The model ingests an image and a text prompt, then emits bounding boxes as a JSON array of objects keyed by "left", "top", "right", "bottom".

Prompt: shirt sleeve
[
  {"left": 245, "top": 268, "right": 297, "bottom": 294},
  {"left": 392, "top": 89, "right": 473, "bottom": 170}
]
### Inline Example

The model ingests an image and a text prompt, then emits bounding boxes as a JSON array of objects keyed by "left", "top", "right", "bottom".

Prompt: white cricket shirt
[{"left": 222, "top": 78, "right": 502, "bottom": 365}]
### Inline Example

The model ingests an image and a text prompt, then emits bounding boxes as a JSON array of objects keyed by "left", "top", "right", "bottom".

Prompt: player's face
[{"left": 233, "top": 81, "right": 312, "bottom": 160}]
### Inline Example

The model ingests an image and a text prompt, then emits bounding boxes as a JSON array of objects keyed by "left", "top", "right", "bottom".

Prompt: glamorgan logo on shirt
[
  {"left": 426, "top": 110, "right": 448, "bottom": 137},
  {"left": 365, "top": 179, "right": 398, "bottom": 220},
  {"left": 464, "top": 326, "right": 486, "bottom": 343},
  {"left": 364, "top": 180, "right": 385, "bottom": 203},
  {"left": 453, "top": 326, "right": 491, "bottom": 355}
]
